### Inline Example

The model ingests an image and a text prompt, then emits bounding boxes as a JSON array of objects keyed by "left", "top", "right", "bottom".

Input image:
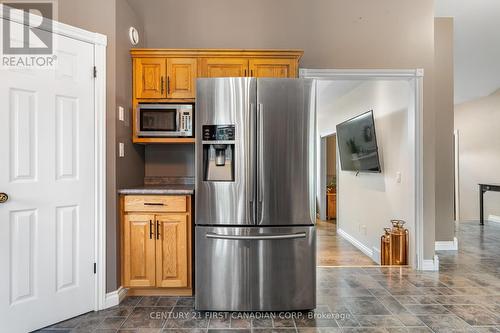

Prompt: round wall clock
[{"left": 129, "top": 27, "right": 139, "bottom": 46}]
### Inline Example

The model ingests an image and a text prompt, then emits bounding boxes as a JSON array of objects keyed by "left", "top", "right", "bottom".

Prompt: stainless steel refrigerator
[{"left": 195, "top": 78, "right": 316, "bottom": 312}]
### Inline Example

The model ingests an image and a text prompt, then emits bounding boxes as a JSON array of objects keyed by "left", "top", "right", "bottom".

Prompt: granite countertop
[{"left": 118, "top": 184, "right": 194, "bottom": 195}]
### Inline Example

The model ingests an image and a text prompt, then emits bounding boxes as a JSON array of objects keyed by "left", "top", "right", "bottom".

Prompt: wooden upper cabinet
[
  {"left": 199, "top": 58, "right": 249, "bottom": 78},
  {"left": 166, "top": 58, "right": 197, "bottom": 99},
  {"left": 131, "top": 50, "right": 303, "bottom": 104},
  {"left": 249, "top": 58, "right": 296, "bottom": 78},
  {"left": 134, "top": 58, "right": 167, "bottom": 99},
  {"left": 155, "top": 214, "right": 189, "bottom": 288},
  {"left": 123, "top": 214, "right": 156, "bottom": 287}
]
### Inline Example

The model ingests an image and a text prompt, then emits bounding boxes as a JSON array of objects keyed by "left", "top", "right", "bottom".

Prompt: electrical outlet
[
  {"left": 118, "top": 106, "right": 124, "bottom": 121},
  {"left": 119, "top": 142, "right": 125, "bottom": 157},
  {"left": 361, "top": 224, "right": 367, "bottom": 235}
]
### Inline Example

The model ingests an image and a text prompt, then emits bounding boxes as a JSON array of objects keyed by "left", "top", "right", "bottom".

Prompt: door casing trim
[{"left": 300, "top": 68, "right": 425, "bottom": 270}]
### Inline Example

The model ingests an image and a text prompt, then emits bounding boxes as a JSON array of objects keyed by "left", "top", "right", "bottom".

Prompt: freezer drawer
[{"left": 195, "top": 226, "right": 316, "bottom": 311}]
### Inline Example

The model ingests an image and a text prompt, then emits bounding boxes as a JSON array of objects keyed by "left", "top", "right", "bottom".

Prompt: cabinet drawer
[{"left": 124, "top": 195, "right": 187, "bottom": 212}]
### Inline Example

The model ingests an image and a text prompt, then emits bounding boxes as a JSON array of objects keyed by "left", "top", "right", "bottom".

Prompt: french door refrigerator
[{"left": 195, "top": 78, "right": 316, "bottom": 311}]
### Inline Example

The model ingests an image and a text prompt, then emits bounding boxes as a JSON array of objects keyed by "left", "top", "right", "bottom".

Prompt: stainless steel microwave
[{"left": 136, "top": 104, "right": 193, "bottom": 137}]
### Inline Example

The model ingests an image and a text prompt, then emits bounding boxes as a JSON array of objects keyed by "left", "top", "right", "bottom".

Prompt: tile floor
[{"left": 38, "top": 221, "right": 500, "bottom": 333}]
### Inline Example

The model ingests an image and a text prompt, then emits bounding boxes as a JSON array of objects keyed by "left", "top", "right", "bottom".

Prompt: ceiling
[{"left": 436, "top": 0, "right": 500, "bottom": 104}]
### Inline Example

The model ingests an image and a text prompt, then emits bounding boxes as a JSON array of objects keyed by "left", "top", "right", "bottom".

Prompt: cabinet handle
[
  {"left": 144, "top": 202, "right": 164, "bottom": 206},
  {"left": 156, "top": 220, "right": 160, "bottom": 239},
  {"left": 167, "top": 76, "right": 170, "bottom": 95},
  {"left": 149, "top": 220, "right": 153, "bottom": 239},
  {"left": 160, "top": 77, "right": 164, "bottom": 94}
]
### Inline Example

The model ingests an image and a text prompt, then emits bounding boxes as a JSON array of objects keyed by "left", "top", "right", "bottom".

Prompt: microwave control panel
[{"left": 180, "top": 111, "right": 192, "bottom": 132}]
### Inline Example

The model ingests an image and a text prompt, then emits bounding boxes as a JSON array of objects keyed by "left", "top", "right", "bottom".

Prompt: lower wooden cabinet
[
  {"left": 121, "top": 195, "right": 192, "bottom": 295},
  {"left": 155, "top": 214, "right": 188, "bottom": 288},
  {"left": 123, "top": 214, "right": 156, "bottom": 287}
]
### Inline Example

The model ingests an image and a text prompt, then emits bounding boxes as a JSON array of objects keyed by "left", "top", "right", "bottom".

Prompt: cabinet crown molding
[{"left": 130, "top": 48, "right": 304, "bottom": 59}]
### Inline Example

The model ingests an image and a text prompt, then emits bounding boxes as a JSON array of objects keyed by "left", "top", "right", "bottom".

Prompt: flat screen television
[{"left": 336, "top": 110, "right": 381, "bottom": 173}]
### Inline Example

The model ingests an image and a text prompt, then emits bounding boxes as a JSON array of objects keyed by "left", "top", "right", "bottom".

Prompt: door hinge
[
  {"left": 93, "top": 66, "right": 97, "bottom": 78},
  {"left": 94, "top": 262, "right": 97, "bottom": 274}
]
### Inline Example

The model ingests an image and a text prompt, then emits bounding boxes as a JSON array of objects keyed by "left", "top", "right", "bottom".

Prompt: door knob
[{"left": 0, "top": 193, "right": 8, "bottom": 203}]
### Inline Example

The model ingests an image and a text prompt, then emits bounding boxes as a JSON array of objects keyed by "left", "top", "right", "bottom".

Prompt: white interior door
[{"left": 0, "top": 20, "right": 96, "bottom": 332}]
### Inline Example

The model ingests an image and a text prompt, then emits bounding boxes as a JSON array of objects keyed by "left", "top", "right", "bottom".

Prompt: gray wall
[
  {"left": 434, "top": 18, "right": 455, "bottom": 242},
  {"left": 145, "top": 145, "right": 194, "bottom": 178},
  {"left": 129, "top": 0, "right": 438, "bottom": 260},
  {"left": 455, "top": 90, "right": 500, "bottom": 221},
  {"left": 58, "top": 0, "right": 146, "bottom": 292},
  {"left": 114, "top": 0, "right": 146, "bottom": 292}
]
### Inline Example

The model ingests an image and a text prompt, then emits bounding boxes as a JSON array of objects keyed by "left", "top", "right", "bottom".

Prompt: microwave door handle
[
  {"left": 176, "top": 110, "right": 181, "bottom": 132},
  {"left": 136, "top": 106, "right": 141, "bottom": 137}
]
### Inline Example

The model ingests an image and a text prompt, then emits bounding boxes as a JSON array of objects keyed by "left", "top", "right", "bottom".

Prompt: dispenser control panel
[{"left": 202, "top": 125, "right": 235, "bottom": 141}]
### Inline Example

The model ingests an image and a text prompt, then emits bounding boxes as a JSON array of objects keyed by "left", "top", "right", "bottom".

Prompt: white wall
[
  {"left": 435, "top": 0, "right": 500, "bottom": 104},
  {"left": 317, "top": 80, "right": 413, "bottom": 261},
  {"left": 455, "top": 90, "right": 500, "bottom": 221}
]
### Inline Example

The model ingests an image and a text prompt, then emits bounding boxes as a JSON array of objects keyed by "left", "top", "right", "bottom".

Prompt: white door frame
[
  {"left": 318, "top": 136, "right": 327, "bottom": 220},
  {"left": 318, "top": 134, "right": 338, "bottom": 221},
  {"left": 454, "top": 129, "right": 460, "bottom": 223},
  {"left": 300, "top": 69, "right": 425, "bottom": 270},
  {"left": 1, "top": 8, "right": 108, "bottom": 310}
]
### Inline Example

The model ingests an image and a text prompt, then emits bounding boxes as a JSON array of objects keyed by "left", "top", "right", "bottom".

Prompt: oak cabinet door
[
  {"left": 123, "top": 214, "right": 156, "bottom": 287},
  {"left": 200, "top": 58, "right": 249, "bottom": 77},
  {"left": 249, "top": 58, "right": 296, "bottom": 78},
  {"left": 166, "top": 58, "right": 197, "bottom": 99},
  {"left": 134, "top": 58, "right": 167, "bottom": 99},
  {"left": 155, "top": 214, "right": 189, "bottom": 288}
]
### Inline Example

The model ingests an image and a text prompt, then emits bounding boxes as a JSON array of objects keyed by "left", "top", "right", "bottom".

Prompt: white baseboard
[
  {"left": 435, "top": 237, "right": 458, "bottom": 251},
  {"left": 422, "top": 255, "right": 439, "bottom": 271},
  {"left": 459, "top": 216, "right": 500, "bottom": 224},
  {"left": 104, "top": 286, "right": 127, "bottom": 308},
  {"left": 458, "top": 219, "right": 477, "bottom": 223},
  {"left": 488, "top": 215, "right": 500, "bottom": 223},
  {"left": 337, "top": 228, "right": 374, "bottom": 258}
]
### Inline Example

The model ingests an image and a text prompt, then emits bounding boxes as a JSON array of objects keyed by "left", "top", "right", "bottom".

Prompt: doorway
[
  {"left": 318, "top": 133, "right": 375, "bottom": 266},
  {"left": 303, "top": 70, "right": 424, "bottom": 270},
  {"left": 317, "top": 133, "right": 378, "bottom": 267}
]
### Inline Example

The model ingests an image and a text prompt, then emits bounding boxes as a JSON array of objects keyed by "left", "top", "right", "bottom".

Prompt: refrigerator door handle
[
  {"left": 205, "top": 232, "right": 307, "bottom": 240},
  {"left": 257, "top": 103, "right": 264, "bottom": 223},
  {"left": 249, "top": 102, "right": 257, "bottom": 224}
]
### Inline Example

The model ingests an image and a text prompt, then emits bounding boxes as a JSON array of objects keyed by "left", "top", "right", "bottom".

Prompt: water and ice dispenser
[{"left": 202, "top": 125, "right": 235, "bottom": 181}]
